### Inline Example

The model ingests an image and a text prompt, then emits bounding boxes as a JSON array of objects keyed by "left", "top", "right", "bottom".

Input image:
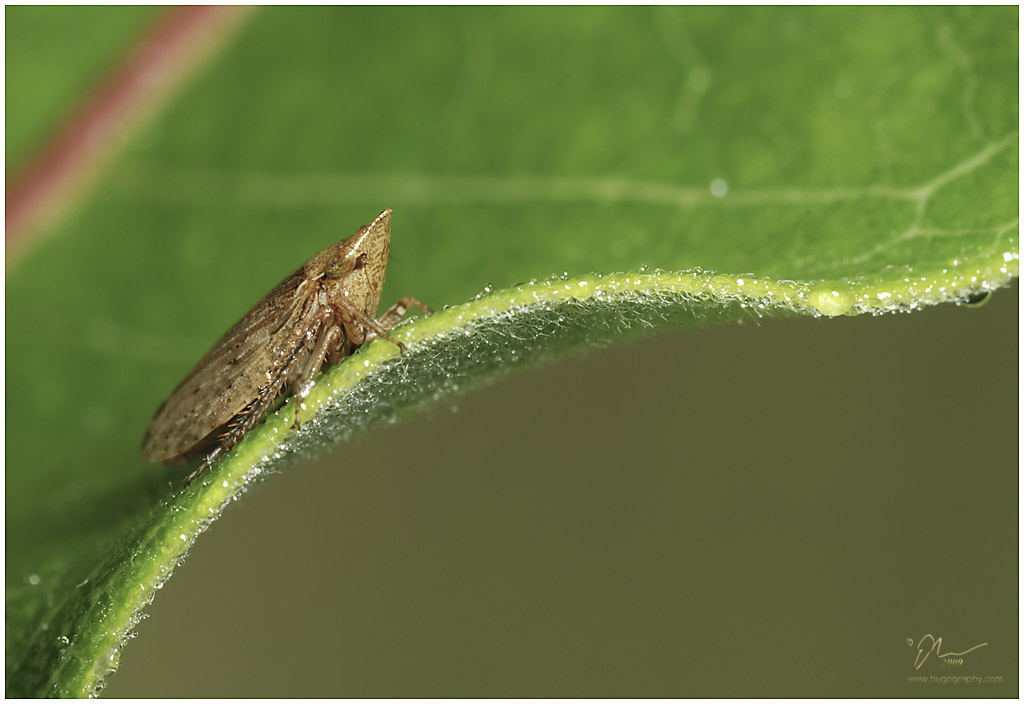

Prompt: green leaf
[{"left": 5, "top": 6, "right": 1017, "bottom": 697}]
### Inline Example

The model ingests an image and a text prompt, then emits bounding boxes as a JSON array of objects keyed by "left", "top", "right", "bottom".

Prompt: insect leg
[
  {"left": 375, "top": 297, "right": 433, "bottom": 331},
  {"left": 182, "top": 385, "right": 281, "bottom": 487},
  {"left": 184, "top": 447, "right": 222, "bottom": 487},
  {"left": 335, "top": 296, "right": 432, "bottom": 354},
  {"left": 334, "top": 297, "right": 405, "bottom": 352},
  {"left": 326, "top": 337, "right": 353, "bottom": 366},
  {"left": 288, "top": 324, "right": 342, "bottom": 430}
]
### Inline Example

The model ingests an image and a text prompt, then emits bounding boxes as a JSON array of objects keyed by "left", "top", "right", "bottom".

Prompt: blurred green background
[{"left": 6, "top": 6, "right": 1017, "bottom": 697}]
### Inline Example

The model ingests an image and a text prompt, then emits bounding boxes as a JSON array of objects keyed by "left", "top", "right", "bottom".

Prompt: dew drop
[
  {"left": 960, "top": 291, "right": 993, "bottom": 308},
  {"left": 809, "top": 281, "right": 855, "bottom": 317}
]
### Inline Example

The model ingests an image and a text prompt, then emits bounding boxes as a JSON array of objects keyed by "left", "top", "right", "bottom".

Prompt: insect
[{"left": 142, "top": 209, "right": 431, "bottom": 486}]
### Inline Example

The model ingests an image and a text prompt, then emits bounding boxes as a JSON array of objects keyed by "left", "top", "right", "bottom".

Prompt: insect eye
[{"left": 325, "top": 253, "right": 366, "bottom": 279}]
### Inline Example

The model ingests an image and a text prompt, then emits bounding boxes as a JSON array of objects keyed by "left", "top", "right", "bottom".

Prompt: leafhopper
[{"left": 142, "top": 209, "right": 431, "bottom": 486}]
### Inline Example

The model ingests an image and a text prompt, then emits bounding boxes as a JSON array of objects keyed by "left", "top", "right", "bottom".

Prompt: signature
[{"left": 912, "top": 634, "right": 988, "bottom": 670}]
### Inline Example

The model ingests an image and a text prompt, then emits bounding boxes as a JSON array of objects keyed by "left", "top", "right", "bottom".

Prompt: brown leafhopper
[{"left": 142, "top": 209, "right": 431, "bottom": 486}]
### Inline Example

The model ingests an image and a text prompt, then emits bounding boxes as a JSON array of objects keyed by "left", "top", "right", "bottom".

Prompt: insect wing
[{"left": 142, "top": 270, "right": 313, "bottom": 463}]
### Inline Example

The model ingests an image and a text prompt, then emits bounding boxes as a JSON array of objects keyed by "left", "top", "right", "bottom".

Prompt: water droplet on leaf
[{"left": 809, "top": 281, "right": 854, "bottom": 317}]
